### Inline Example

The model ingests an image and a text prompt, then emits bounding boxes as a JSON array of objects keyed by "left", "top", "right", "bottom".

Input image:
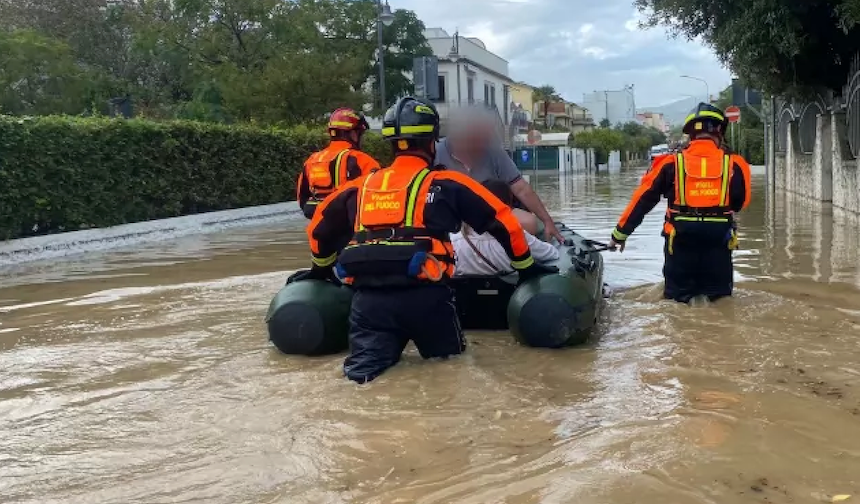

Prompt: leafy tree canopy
[
  {"left": 634, "top": 0, "right": 860, "bottom": 98},
  {"left": 0, "top": 0, "right": 431, "bottom": 123},
  {"left": 532, "top": 84, "right": 562, "bottom": 128},
  {"left": 573, "top": 119, "right": 668, "bottom": 163}
]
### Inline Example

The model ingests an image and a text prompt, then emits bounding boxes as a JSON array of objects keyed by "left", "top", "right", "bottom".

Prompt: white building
[
  {"left": 423, "top": 28, "right": 516, "bottom": 146},
  {"left": 582, "top": 86, "right": 637, "bottom": 126}
]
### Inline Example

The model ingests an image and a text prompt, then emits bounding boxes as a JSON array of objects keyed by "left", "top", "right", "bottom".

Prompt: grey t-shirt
[{"left": 434, "top": 138, "right": 522, "bottom": 184}]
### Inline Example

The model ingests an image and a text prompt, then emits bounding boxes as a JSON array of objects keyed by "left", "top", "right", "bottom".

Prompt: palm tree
[{"left": 532, "top": 85, "right": 561, "bottom": 128}]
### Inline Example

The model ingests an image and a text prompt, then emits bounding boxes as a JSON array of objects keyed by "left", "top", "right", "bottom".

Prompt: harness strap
[
  {"left": 354, "top": 227, "right": 449, "bottom": 242},
  {"left": 667, "top": 205, "right": 731, "bottom": 215}
]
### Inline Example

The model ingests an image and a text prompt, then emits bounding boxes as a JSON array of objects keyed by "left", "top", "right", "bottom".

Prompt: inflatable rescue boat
[{"left": 266, "top": 222, "right": 605, "bottom": 355}]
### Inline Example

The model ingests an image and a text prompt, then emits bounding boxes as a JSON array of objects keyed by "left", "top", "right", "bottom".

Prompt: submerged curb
[{"left": 0, "top": 202, "right": 303, "bottom": 267}]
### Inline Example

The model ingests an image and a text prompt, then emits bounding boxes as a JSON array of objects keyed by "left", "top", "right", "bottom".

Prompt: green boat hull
[
  {"left": 265, "top": 279, "right": 353, "bottom": 356},
  {"left": 453, "top": 222, "right": 604, "bottom": 347},
  {"left": 266, "top": 222, "right": 604, "bottom": 353}
]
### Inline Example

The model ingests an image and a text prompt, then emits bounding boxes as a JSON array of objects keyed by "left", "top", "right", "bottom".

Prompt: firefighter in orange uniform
[
  {"left": 304, "top": 97, "right": 554, "bottom": 383},
  {"left": 609, "top": 103, "right": 752, "bottom": 303},
  {"left": 297, "top": 108, "right": 381, "bottom": 219}
]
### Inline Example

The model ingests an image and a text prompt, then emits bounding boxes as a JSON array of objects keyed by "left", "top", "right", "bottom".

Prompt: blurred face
[{"left": 453, "top": 119, "right": 492, "bottom": 159}]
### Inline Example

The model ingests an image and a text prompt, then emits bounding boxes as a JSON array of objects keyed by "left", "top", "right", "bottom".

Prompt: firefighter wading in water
[
  {"left": 296, "top": 108, "right": 381, "bottom": 219},
  {"left": 609, "top": 103, "right": 752, "bottom": 303},
  {"left": 304, "top": 96, "right": 555, "bottom": 383}
]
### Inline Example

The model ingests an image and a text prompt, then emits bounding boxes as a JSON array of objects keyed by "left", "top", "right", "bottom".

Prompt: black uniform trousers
[
  {"left": 343, "top": 284, "right": 466, "bottom": 383},
  {"left": 662, "top": 236, "right": 734, "bottom": 303}
]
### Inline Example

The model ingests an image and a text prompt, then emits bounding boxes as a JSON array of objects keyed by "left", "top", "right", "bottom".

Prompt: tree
[
  {"left": 0, "top": 0, "right": 432, "bottom": 123},
  {"left": 0, "top": 30, "right": 94, "bottom": 115},
  {"left": 313, "top": 0, "right": 433, "bottom": 110},
  {"left": 605, "top": 121, "right": 667, "bottom": 161},
  {"left": 598, "top": 118, "right": 611, "bottom": 128},
  {"left": 532, "top": 84, "right": 560, "bottom": 128},
  {"left": 372, "top": 8, "right": 433, "bottom": 112},
  {"left": 573, "top": 128, "right": 626, "bottom": 164},
  {"left": 634, "top": 0, "right": 860, "bottom": 98}
]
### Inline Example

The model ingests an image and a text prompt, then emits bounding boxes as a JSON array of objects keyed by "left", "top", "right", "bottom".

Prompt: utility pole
[
  {"left": 604, "top": 90, "right": 609, "bottom": 125},
  {"left": 376, "top": 1, "right": 395, "bottom": 110}
]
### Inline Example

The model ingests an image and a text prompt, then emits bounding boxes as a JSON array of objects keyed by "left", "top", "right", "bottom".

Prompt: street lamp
[
  {"left": 377, "top": 1, "right": 395, "bottom": 111},
  {"left": 680, "top": 75, "right": 710, "bottom": 104}
]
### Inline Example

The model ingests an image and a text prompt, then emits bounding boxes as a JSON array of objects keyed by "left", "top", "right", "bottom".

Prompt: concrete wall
[
  {"left": 1, "top": 202, "right": 303, "bottom": 267},
  {"left": 771, "top": 111, "right": 860, "bottom": 215},
  {"left": 556, "top": 147, "right": 591, "bottom": 172}
]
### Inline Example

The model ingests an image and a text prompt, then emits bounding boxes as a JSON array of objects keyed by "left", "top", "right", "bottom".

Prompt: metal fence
[{"left": 774, "top": 52, "right": 860, "bottom": 159}]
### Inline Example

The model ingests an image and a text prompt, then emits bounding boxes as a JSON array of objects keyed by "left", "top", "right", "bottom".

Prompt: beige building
[
  {"left": 636, "top": 111, "right": 669, "bottom": 133},
  {"left": 510, "top": 82, "right": 535, "bottom": 124},
  {"left": 534, "top": 100, "right": 595, "bottom": 135}
]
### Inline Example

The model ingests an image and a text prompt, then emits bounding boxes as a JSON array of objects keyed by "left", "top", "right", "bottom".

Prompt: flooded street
[{"left": 3, "top": 167, "right": 860, "bottom": 503}]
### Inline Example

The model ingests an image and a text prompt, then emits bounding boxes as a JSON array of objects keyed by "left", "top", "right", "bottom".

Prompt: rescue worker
[
  {"left": 296, "top": 107, "right": 381, "bottom": 219},
  {"left": 304, "top": 96, "right": 555, "bottom": 383},
  {"left": 608, "top": 103, "right": 752, "bottom": 303}
]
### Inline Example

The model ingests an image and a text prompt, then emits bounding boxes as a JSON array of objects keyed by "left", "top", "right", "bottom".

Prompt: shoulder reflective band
[
  {"left": 333, "top": 149, "right": 350, "bottom": 187},
  {"left": 676, "top": 153, "right": 686, "bottom": 207},
  {"left": 405, "top": 169, "right": 431, "bottom": 227},
  {"left": 720, "top": 155, "right": 730, "bottom": 206}
]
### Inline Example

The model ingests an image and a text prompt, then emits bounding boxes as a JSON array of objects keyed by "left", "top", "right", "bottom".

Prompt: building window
[
  {"left": 435, "top": 75, "right": 446, "bottom": 102},
  {"left": 483, "top": 82, "right": 496, "bottom": 108},
  {"left": 467, "top": 77, "right": 474, "bottom": 104}
]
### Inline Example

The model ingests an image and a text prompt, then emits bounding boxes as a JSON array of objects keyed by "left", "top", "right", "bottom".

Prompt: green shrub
[{"left": 0, "top": 115, "right": 395, "bottom": 240}]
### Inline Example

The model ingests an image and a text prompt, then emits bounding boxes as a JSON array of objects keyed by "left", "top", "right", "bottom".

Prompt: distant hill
[{"left": 638, "top": 97, "right": 700, "bottom": 126}]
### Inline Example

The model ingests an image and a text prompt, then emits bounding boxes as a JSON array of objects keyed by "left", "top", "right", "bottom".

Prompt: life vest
[
  {"left": 304, "top": 147, "right": 351, "bottom": 203},
  {"left": 335, "top": 165, "right": 455, "bottom": 287},
  {"left": 664, "top": 150, "right": 735, "bottom": 252},
  {"left": 671, "top": 150, "right": 732, "bottom": 212}
]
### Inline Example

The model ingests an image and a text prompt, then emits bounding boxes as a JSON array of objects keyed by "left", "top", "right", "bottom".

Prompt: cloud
[{"left": 393, "top": 0, "right": 731, "bottom": 108}]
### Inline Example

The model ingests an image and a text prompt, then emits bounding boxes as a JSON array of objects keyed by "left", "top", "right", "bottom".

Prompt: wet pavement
[{"left": 3, "top": 166, "right": 860, "bottom": 503}]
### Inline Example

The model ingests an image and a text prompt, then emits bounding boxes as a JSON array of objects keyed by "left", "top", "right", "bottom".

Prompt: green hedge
[{"left": 0, "top": 115, "right": 394, "bottom": 240}]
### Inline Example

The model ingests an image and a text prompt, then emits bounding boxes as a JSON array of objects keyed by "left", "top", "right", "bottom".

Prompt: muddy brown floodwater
[{"left": 3, "top": 167, "right": 860, "bottom": 504}]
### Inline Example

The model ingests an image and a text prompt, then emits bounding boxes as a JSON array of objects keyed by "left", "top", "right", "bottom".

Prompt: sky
[{"left": 394, "top": 0, "right": 732, "bottom": 108}]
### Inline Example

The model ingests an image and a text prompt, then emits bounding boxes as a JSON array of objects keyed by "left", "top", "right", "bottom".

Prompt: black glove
[
  {"left": 287, "top": 266, "right": 341, "bottom": 286},
  {"left": 516, "top": 262, "right": 558, "bottom": 285},
  {"left": 308, "top": 265, "right": 342, "bottom": 285},
  {"left": 285, "top": 269, "right": 312, "bottom": 285}
]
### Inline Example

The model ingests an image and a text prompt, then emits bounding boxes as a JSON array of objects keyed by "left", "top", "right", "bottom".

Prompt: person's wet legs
[
  {"left": 343, "top": 289, "right": 409, "bottom": 383},
  {"left": 406, "top": 286, "right": 466, "bottom": 359}
]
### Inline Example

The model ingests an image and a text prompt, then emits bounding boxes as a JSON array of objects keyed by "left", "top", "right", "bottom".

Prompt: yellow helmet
[{"left": 682, "top": 102, "right": 728, "bottom": 137}]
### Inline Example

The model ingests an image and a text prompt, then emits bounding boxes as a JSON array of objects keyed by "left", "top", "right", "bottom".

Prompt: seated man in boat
[
  {"left": 451, "top": 179, "right": 559, "bottom": 276},
  {"left": 435, "top": 106, "right": 564, "bottom": 243}
]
